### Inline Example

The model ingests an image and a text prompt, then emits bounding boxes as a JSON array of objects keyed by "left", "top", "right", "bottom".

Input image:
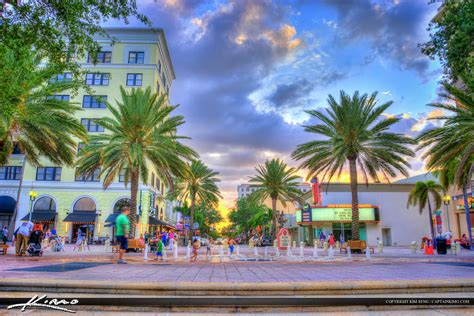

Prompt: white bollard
[
  {"left": 327, "top": 246, "right": 334, "bottom": 260},
  {"left": 173, "top": 243, "right": 178, "bottom": 261},
  {"left": 144, "top": 243, "right": 149, "bottom": 261},
  {"left": 365, "top": 246, "right": 371, "bottom": 260},
  {"left": 287, "top": 246, "right": 291, "bottom": 257},
  {"left": 218, "top": 245, "right": 224, "bottom": 257},
  {"left": 347, "top": 246, "right": 352, "bottom": 259},
  {"left": 236, "top": 245, "right": 240, "bottom": 256},
  {"left": 264, "top": 246, "right": 268, "bottom": 257},
  {"left": 276, "top": 247, "right": 280, "bottom": 257},
  {"left": 299, "top": 243, "right": 304, "bottom": 257},
  {"left": 163, "top": 247, "right": 168, "bottom": 260},
  {"left": 313, "top": 244, "right": 318, "bottom": 258},
  {"left": 185, "top": 244, "right": 191, "bottom": 260},
  {"left": 254, "top": 246, "right": 259, "bottom": 256},
  {"left": 227, "top": 246, "right": 231, "bottom": 257}
]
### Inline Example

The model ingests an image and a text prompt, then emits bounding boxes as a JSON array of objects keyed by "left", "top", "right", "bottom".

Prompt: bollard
[
  {"left": 313, "top": 243, "right": 318, "bottom": 258},
  {"left": 163, "top": 247, "right": 168, "bottom": 260},
  {"left": 254, "top": 246, "right": 259, "bottom": 256},
  {"left": 227, "top": 246, "right": 231, "bottom": 257},
  {"left": 347, "top": 246, "right": 352, "bottom": 259},
  {"left": 185, "top": 244, "right": 191, "bottom": 260},
  {"left": 323, "top": 241, "right": 328, "bottom": 251},
  {"left": 287, "top": 246, "right": 291, "bottom": 257},
  {"left": 456, "top": 241, "right": 461, "bottom": 254},
  {"left": 335, "top": 241, "right": 340, "bottom": 250},
  {"left": 327, "top": 246, "right": 334, "bottom": 260},
  {"left": 144, "top": 243, "right": 149, "bottom": 261},
  {"left": 104, "top": 239, "right": 110, "bottom": 252},
  {"left": 410, "top": 241, "right": 417, "bottom": 254},
  {"left": 365, "top": 246, "right": 371, "bottom": 260},
  {"left": 173, "top": 243, "right": 178, "bottom": 261},
  {"left": 218, "top": 245, "right": 224, "bottom": 257},
  {"left": 378, "top": 240, "right": 383, "bottom": 253},
  {"left": 276, "top": 247, "right": 280, "bottom": 257},
  {"left": 236, "top": 244, "right": 240, "bottom": 256},
  {"left": 299, "top": 241, "right": 304, "bottom": 257}
]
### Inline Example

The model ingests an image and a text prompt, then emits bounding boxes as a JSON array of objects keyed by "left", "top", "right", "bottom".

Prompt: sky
[{"left": 110, "top": 0, "right": 444, "bottom": 210}]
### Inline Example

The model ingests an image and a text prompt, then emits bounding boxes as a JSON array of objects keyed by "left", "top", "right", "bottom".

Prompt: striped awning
[{"left": 148, "top": 216, "right": 174, "bottom": 227}]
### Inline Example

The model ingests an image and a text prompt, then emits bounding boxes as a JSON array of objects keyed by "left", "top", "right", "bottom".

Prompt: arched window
[
  {"left": 113, "top": 198, "right": 130, "bottom": 213},
  {"left": 73, "top": 197, "right": 96, "bottom": 212},
  {"left": 33, "top": 196, "right": 56, "bottom": 212}
]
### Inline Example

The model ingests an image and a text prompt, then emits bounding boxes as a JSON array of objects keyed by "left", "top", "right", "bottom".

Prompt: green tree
[
  {"left": 1, "top": 0, "right": 150, "bottom": 78},
  {"left": 76, "top": 87, "right": 197, "bottom": 236},
  {"left": 407, "top": 181, "right": 443, "bottom": 244},
  {"left": 248, "top": 158, "right": 302, "bottom": 240},
  {"left": 229, "top": 197, "right": 272, "bottom": 240},
  {"left": 292, "top": 91, "right": 415, "bottom": 240},
  {"left": 417, "top": 82, "right": 474, "bottom": 249},
  {"left": 174, "top": 202, "right": 222, "bottom": 239},
  {"left": 421, "top": 0, "right": 474, "bottom": 89},
  {"left": 1, "top": 44, "right": 87, "bottom": 236},
  {"left": 172, "top": 160, "right": 222, "bottom": 240}
]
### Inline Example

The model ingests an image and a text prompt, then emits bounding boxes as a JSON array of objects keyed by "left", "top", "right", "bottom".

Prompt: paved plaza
[{"left": 1, "top": 244, "right": 473, "bottom": 283}]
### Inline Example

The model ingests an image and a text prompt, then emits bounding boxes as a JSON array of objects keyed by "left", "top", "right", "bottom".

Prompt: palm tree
[
  {"left": 172, "top": 160, "right": 222, "bottom": 240},
  {"left": 407, "top": 181, "right": 443, "bottom": 245},
  {"left": 249, "top": 158, "right": 302, "bottom": 240},
  {"left": 76, "top": 87, "right": 197, "bottom": 236},
  {"left": 1, "top": 45, "right": 87, "bottom": 236},
  {"left": 417, "top": 82, "right": 474, "bottom": 249},
  {"left": 292, "top": 91, "right": 415, "bottom": 240}
]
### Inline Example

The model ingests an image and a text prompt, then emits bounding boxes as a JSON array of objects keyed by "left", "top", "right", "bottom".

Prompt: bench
[
  {"left": 111, "top": 238, "right": 145, "bottom": 253},
  {"left": 340, "top": 240, "right": 374, "bottom": 254},
  {"left": 0, "top": 245, "right": 8, "bottom": 255}
]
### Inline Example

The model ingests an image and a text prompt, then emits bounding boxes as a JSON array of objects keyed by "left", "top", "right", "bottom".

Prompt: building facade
[{"left": 0, "top": 28, "right": 179, "bottom": 242}]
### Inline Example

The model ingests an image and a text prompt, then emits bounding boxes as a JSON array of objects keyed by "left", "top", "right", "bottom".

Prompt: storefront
[
  {"left": 21, "top": 196, "right": 57, "bottom": 230},
  {"left": 296, "top": 205, "right": 380, "bottom": 243},
  {"left": 63, "top": 197, "right": 98, "bottom": 243}
]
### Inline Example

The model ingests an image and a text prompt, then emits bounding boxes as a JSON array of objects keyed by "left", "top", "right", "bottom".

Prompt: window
[
  {"left": 119, "top": 170, "right": 126, "bottom": 182},
  {"left": 126, "top": 73, "right": 142, "bottom": 86},
  {"left": 85, "top": 73, "right": 109, "bottom": 86},
  {"left": 36, "top": 167, "right": 62, "bottom": 181},
  {"left": 128, "top": 51, "right": 145, "bottom": 64},
  {"left": 156, "top": 81, "right": 160, "bottom": 95},
  {"left": 50, "top": 73, "right": 72, "bottom": 83},
  {"left": 161, "top": 72, "right": 167, "bottom": 88},
  {"left": 156, "top": 178, "right": 160, "bottom": 190},
  {"left": 34, "top": 196, "right": 56, "bottom": 212},
  {"left": 88, "top": 51, "right": 112, "bottom": 63},
  {"left": 151, "top": 173, "right": 155, "bottom": 188},
  {"left": 73, "top": 197, "right": 96, "bottom": 211},
  {"left": 81, "top": 118, "right": 104, "bottom": 132},
  {"left": 75, "top": 168, "right": 100, "bottom": 182},
  {"left": 47, "top": 95, "right": 70, "bottom": 101},
  {"left": 158, "top": 60, "right": 162, "bottom": 74},
  {"left": 0, "top": 166, "right": 22, "bottom": 180},
  {"left": 83, "top": 95, "right": 107, "bottom": 108}
]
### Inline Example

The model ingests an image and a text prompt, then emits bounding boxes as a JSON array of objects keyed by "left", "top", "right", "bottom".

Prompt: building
[
  {"left": 295, "top": 174, "right": 446, "bottom": 246},
  {"left": 0, "top": 27, "right": 178, "bottom": 242}
]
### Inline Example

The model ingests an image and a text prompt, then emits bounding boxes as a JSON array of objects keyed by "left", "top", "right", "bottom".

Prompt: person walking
[
  {"left": 15, "top": 221, "right": 33, "bottom": 256},
  {"left": 2, "top": 226, "right": 8, "bottom": 243},
  {"left": 167, "top": 231, "right": 175, "bottom": 250},
  {"left": 206, "top": 237, "right": 213, "bottom": 257},
  {"left": 155, "top": 236, "right": 163, "bottom": 261},
  {"left": 115, "top": 206, "right": 130, "bottom": 264},
  {"left": 190, "top": 238, "right": 199, "bottom": 262},
  {"left": 228, "top": 237, "right": 235, "bottom": 256},
  {"left": 329, "top": 233, "right": 335, "bottom": 248}
]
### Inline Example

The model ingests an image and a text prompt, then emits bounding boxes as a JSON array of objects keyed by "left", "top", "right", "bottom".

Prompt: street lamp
[
  {"left": 28, "top": 191, "right": 37, "bottom": 222},
  {"left": 443, "top": 195, "right": 451, "bottom": 232}
]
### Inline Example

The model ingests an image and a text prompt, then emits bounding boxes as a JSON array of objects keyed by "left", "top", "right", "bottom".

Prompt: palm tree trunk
[
  {"left": 7, "top": 155, "right": 26, "bottom": 239},
  {"left": 271, "top": 197, "right": 277, "bottom": 240},
  {"left": 349, "top": 158, "right": 360, "bottom": 240},
  {"left": 129, "top": 170, "right": 139, "bottom": 238},
  {"left": 462, "top": 184, "right": 473, "bottom": 250},
  {"left": 189, "top": 193, "right": 196, "bottom": 242},
  {"left": 427, "top": 198, "right": 436, "bottom": 248}
]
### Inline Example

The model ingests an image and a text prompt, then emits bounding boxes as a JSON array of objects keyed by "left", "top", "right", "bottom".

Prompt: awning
[
  {"left": 21, "top": 211, "right": 56, "bottom": 223},
  {"left": 105, "top": 213, "right": 120, "bottom": 223},
  {"left": 0, "top": 196, "right": 15, "bottom": 215},
  {"left": 63, "top": 211, "right": 97, "bottom": 224},
  {"left": 148, "top": 216, "right": 174, "bottom": 228}
]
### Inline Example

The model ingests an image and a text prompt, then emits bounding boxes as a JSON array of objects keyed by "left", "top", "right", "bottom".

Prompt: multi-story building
[{"left": 0, "top": 27, "right": 179, "bottom": 242}]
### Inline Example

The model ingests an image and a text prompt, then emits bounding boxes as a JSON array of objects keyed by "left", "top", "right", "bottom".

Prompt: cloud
[
  {"left": 322, "top": 0, "right": 436, "bottom": 78},
  {"left": 267, "top": 78, "right": 313, "bottom": 109}
]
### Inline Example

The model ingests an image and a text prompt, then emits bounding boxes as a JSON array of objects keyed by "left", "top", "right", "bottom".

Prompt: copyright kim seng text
[{"left": 385, "top": 299, "right": 471, "bottom": 305}]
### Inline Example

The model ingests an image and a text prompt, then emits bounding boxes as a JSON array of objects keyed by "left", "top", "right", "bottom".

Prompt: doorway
[{"left": 382, "top": 228, "right": 392, "bottom": 246}]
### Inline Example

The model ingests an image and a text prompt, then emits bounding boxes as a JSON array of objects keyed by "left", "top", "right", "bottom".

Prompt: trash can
[{"left": 436, "top": 237, "right": 447, "bottom": 255}]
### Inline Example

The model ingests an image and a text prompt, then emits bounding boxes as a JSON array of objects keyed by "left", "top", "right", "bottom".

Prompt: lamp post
[
  {"left": 28, "top": 191, "right": 37, "bottom": 222},
  {"left": 443, "top": 195, "right": 452, "bottom": 233}
]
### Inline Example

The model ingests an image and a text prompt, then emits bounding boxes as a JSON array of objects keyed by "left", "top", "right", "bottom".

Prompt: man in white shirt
[{"left": 15, "top": 221, "right": 33, "bottom": 256}]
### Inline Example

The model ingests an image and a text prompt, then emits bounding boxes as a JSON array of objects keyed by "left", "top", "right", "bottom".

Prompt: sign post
[{"left": 277, "top": 228, "right": 291, "bottom": 251}]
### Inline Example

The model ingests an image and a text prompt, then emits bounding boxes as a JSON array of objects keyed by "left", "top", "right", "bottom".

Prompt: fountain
[
  {"left": 287, "top": 245, "right": 292, "bottom": 257},
  {"left": 173, "top": 243, "right": 178, "bottom": 261},
  {"left": 347, "top": 246, "right": 352, "bottom": 260},
  {"left": 299, "top": 242, "right": 304, "bottom": 257},
  {"left": 254, "top": 246, "right": 259, "bottom": 256},
  {"left": 236, "top": 245, "right": 240, "bottom": 256},
  {"left": 185, "top": 244, "right": 191, "bottom": 260},
  {"left": 143, "top": 243, "right": 149, "bottom": 261},
  {"left": 327, "top": 246, "right": 334, "bottom": 260},
  {"left": 163, "top": 247, "right": 168, "bottom": 260},
  {"left": 313, "top": 244, "right": 318, "bottom": 258},
  {"left": 365, "top": 246, "right": 371, "bottom": 260}
]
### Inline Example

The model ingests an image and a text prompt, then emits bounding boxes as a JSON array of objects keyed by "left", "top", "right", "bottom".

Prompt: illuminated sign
[{"left": 297, "top": 207, "right": 379, "bottom": 222}]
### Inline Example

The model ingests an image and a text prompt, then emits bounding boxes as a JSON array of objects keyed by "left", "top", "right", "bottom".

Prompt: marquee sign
[{"left": 296, "top": 207, "right": 379, "bottom": 223}]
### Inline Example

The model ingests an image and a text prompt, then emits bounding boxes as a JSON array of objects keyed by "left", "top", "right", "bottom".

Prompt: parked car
[
  {"left": 200, "top": 238, "right": 209, "bottom": 246},
  {"left": 261, "top": 235, "right": 273, "bottom": 247},
  {"left": 216, "top": 238, "right": 223, "bottom": 245}
]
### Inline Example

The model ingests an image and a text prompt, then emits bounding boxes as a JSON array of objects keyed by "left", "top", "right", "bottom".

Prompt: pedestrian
[
  {"left": 167, "top": 231, "right": 175, "bottom": 250},
  {"left": 15, "top": 220, "right": 33, "bottom": 256},
  {"left": 228, "top": 237, "right": 235, "bottom": 255},
  {"left": 190, "top": 238, "right": 199, "bottom": 262},
  {"left": 73, "top": 228, "right": 84, "bottom": 251},
  {"left": 339, "top": 234, "right": 344, "bottom": 245},
  {"left": 155, "top": 236, "right": 163, "bottom": 261},
  {"left": 319, "top": 231, "right": 326, "bottom": 243},
  {"left": 329, "top": 233, "right": 335, "bottom": 247},
  {"left": 115, "top": 206, "right": 130, "bottom": 264},
  {"left": 206, "top": 237, "right": 213, "bottom": 256},
  {"left": 161, "top": 231, "right": 168, "bottom": 248},
  {"left": 2, "top": 226, "right": 8, "bottom": 243}
]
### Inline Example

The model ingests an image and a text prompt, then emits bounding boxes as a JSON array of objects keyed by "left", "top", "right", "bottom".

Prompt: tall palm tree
[
  {"left": 292, "top": 91, "right": 415, "bottom": 240},
  {"left": 417, "top": 82, "right": 474, "bottom": 249},
  {"left": 407, "top": 181, "right": 443, "bottom": 245},
  {"left": 172, "top": 160, "right": 222, "bottom": 240},
  {"left": 249, "top": 158, "right": 302, "bottom": 240},
  {"left": 1, "top": 45, "right": 87, "bottom": 236},
  {"left": 76, "top": 87, "right": 197, "bottom": 236}
]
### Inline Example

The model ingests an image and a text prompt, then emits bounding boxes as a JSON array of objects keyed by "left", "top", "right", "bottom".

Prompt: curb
[{"left": 2, "top": 278, "right": 474, "bottom": 296}]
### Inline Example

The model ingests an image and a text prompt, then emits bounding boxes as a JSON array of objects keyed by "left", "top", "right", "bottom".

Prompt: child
[
  {"left": 155, "top": 237, "right": 163, "bottom": 261},
  {"left": 228, "top": 238, "right": 235, "bottom": 255},
  {"left": 191, "top": 238, "right": 199, "bottom": 262}
]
